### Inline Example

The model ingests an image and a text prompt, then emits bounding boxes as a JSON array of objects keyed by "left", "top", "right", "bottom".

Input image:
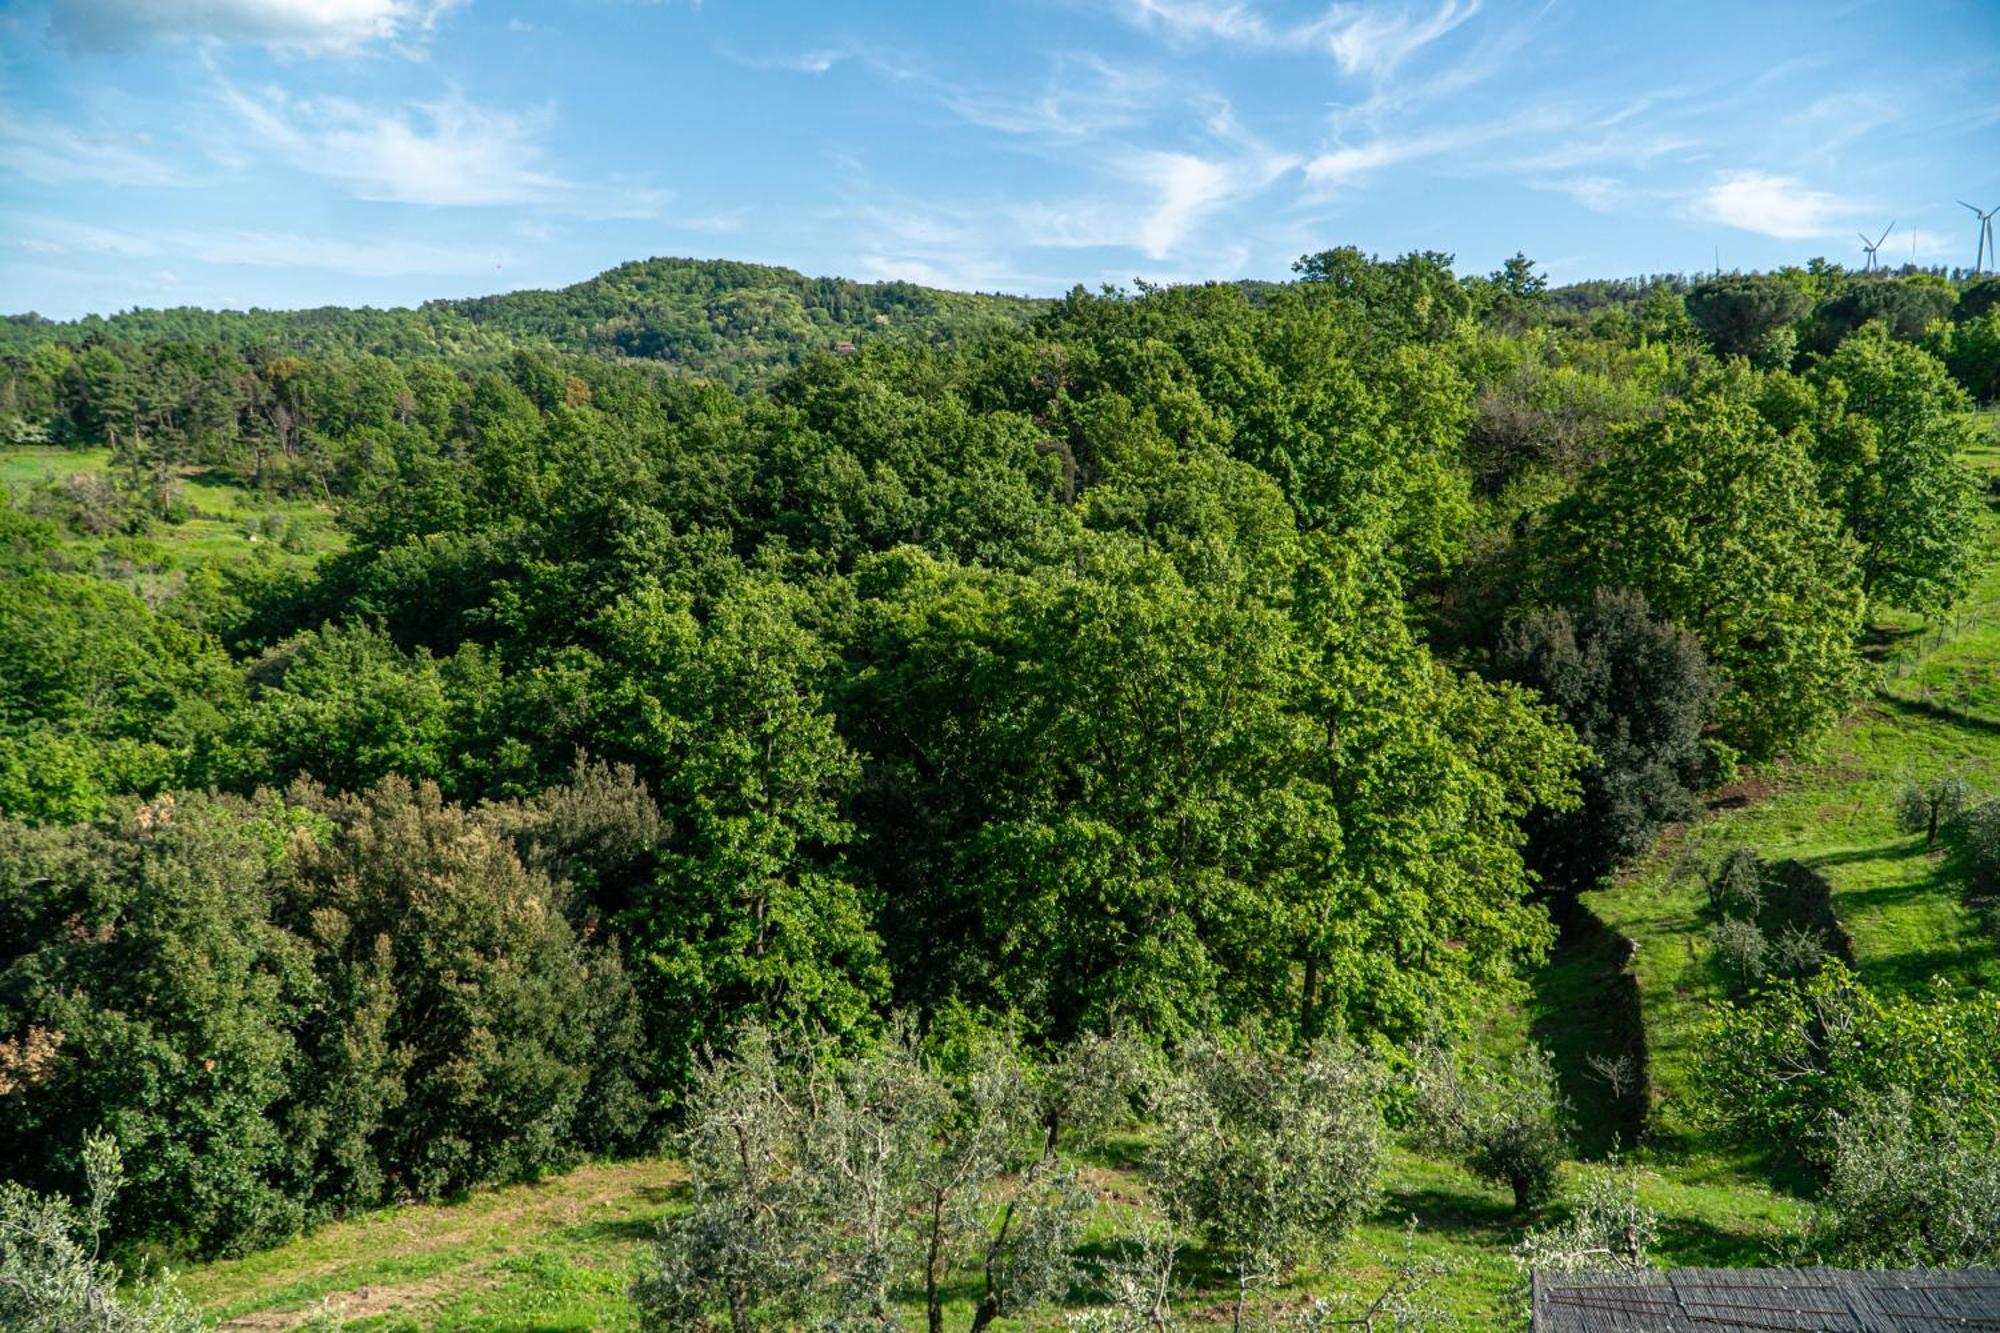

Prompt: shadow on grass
[
  {"left": 1802, "top": 839, "right": 1930, "bottom": 870},
  {"left": 1374, "top": 1185, "right": 1521, "bottom": 1239},
  {"left": 1656, "top": 1214, "right": 1789, "bottom": 1269},
  {"left": 553, "top": 1216, "right": 663, "bottom": 1246},
  {"left": 1529, "top": 899, "right": 1648, "bottom": 1160},
  {"left": 1878, "top": 693, "right": 2000, "bottom": 739}
]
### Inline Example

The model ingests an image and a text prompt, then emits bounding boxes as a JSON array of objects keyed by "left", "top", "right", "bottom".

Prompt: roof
[{"left": 1531, "top": 1267, "right": 2000, "bottom": 1331}]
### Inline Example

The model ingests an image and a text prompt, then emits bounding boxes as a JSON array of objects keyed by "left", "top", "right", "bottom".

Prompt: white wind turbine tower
[
  {"left": 1963, "top": 201, "right": 1998, "bottom": 276},
  {"left": 1859, "top": 221, "right": 1894, "bottom": 273}
]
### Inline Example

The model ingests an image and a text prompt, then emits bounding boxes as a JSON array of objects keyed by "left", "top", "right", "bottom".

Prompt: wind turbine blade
[
  {"left": 1877, "top": 223, "right": 1895, "bottom": 247},
  {"left": 1859, "top": 232, "right": 1874, "bottom": 246},
  {"left": 1965, "top": 201, "right": 1982, "bottom": 214}
]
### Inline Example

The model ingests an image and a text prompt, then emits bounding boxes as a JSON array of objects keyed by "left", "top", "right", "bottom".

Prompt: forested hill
[
  {"left": 435, "top": 257, "right": 1047, "bottom": 383},
  {"left": 0, "top": 256, "right": 1047, "bottom": 387}
]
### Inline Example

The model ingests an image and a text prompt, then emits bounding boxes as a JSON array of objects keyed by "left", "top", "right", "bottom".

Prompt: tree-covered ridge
[
  {"left": 0, "top": 256, "right": 1047, "bottom": 389},
  {"left": 437, "top": 256, "right": 1048, "bottom": 383}
]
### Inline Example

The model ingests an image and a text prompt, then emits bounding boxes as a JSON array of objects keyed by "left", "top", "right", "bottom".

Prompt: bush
[
  {"left": 1707, "top": 848, "right": 1765, "bottom": 918},
  {"left": 1766, "top": 923, "right": 1826, "bottom": 980},
  {"left": 1709, "top": 917, "right": 1767, "bottom": 989},
  {"left": 1696, "top": 964, "right": 2000, "bottom": 1178},
  {"left": 1513, "top": 1162, "right": 1659, "bottom": 1277},
  {"left": 1810, "top": 1090, "right": 2000, "bottom": 1267}
]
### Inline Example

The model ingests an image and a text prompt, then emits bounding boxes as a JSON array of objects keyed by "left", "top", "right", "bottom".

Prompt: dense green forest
[{"left": 5, "top": 252, "right": 2000, "bottom": 1329}]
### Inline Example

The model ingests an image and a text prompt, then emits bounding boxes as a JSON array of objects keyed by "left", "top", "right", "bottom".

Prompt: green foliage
[
  {"left": 1539, "top": 394, "right": 1865, "bottom": 760},
  {"left": 1892, "top": 773, "right": 1969, "bottom": 844},
  {"left": 1928, "top": 306, "right": 2000, "bottom": 403},
  {"left": 1413, "top": 1044, "right": 1570, "bottom": 1213},
  {"left": 1812, "top": 331, "right": 1983, "bottom": 614},
  {"left": 1811, "top": 280, "right": 1957, "bottom": 349},
  {"left": 1809, "top": 1089, "right": 2000, "bottom": 1267},
  {"left": 1707, "top": 848, "right": 1765, "bottom": 918},
  {"left": 0, "top": 775, "right": 654, "bottom": 1257},
  {"left": 1696, "top": 963, "right": 2000, "bottom": 1178},
  {"left": 1512, "top": 1163, "right": 1659, "bottom": 1277},
  {"left": 633, "top": 1024, "right": 1104, "bottom": 1333},
  {"left": 1152, "top": 1039, "right": 1385, "bottom": 1326},
  {"left": 0, "top": 508, "right": 239, "bottom": 819}
]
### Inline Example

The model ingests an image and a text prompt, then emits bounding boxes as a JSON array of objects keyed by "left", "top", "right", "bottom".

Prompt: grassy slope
[
  {"left": 1588, "top": 416, "right": 2000, "bottom": 1148},
  {"left": 178, "top": 1149, "right": 1799, "bottom": 1331}
]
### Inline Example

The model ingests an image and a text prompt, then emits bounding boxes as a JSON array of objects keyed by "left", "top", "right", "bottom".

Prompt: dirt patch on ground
[
  {"left": 217, "top": 1274, "right": 491, "bottom": 1330},
  {"left": 1708, "top": 773, "right": 1775, "bottom": 810}
]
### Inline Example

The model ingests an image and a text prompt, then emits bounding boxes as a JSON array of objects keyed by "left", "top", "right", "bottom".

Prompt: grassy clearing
[{"left": 1, "top": 445, "right": 343, "bottom": 595}]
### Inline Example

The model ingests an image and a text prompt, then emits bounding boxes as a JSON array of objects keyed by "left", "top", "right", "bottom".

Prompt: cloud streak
[
  {"left": 48, "top": 0, "right": 464, "bottom": 55},
  {"left": 213, "top": 76, "right": 668, "bottom": 216},
  {"left": 1116, "top": 0, "right": 1481, "bottom": 78}
]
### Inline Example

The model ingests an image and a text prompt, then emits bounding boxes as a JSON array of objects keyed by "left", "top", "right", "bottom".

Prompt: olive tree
[
  {"left": 1151, "top": 1040, "right": 1385, "bottom": 1330},
  {"left": 1893, "top": 773, "right": 1970, "bottom": 846},
  {"left": 0, "top": 1132, "right": 205, "bottom": 1333},
  {"left": 1413, "top": 1044, "right": 1569, "bottom": 1213},
  {"left": 634, "top": 1025, "right": 1117, "bottom": 1333}
]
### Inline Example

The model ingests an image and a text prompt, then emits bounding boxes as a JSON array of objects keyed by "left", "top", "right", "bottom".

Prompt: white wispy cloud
[
  {"left": 1692, "top": 170, "right": 1865, "bottom": 240},
  {"left": 0, "top": 111, "right": 191, "bottom": 187},
  {"left": 47, "top": 0, "right": 464, "bottom": 55},
  {"left": 213, "top": 75, "right": 667, "bottom": 216},
  {"left": 943, "top": 53, "right": 1165, "bottom": 138},
  {"left": 9, "top": 213, "right": 512, "bottom": 277},
  {"left": 1116, "top": 0, "right": 1481, "bottom": 78}
]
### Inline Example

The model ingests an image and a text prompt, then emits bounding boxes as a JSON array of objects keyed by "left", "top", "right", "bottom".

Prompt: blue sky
[{"left": 2, "top": 0, "right": 1997, "bottom": 317}]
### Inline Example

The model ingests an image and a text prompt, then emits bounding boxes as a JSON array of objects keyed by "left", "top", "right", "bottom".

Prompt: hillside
[
  {"left": 0, "top": 257, "right": 1046, "bottom": 388},
  {"left": 6, "top": 257, "right": 2000, "bottom": 1332}
]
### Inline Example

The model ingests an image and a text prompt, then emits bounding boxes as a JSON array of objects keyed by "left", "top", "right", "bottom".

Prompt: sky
[{"left": 2, "top": 0, "right": 1997, "bottom": 317}]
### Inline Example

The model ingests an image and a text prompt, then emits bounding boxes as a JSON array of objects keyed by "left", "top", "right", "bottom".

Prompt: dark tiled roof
[{"left": 1531, "top": 1267, "right": 2000, "bottom": 1330}]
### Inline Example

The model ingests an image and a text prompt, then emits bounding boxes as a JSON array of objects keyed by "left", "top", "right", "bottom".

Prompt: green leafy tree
[
  {"left": 1494, "top": 589, "right": 1718, "bottom": 891},
  {"left": 1812, "top": 331, "right": 1983, "bottom": 614},
  {"left": 1696, "top": 963, "right": 2000, "bottom": 1178},
  {"left": 594, "top": 574, "right": 887, "bottom": 1092},
  {"left": 0, "top": 793, "right": 311, "bottom": 1254},
  {"left": 1540, "top": 395, "right": 1865, "bottom": 760}
]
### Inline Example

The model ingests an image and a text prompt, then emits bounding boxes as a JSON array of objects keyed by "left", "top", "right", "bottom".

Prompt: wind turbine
[
  {"left": 1962, "top": 201, "right": 1998, "bottom": 276},
  {"left": 1859, "top": 221, "right": 1894, "bottom": 273}
]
